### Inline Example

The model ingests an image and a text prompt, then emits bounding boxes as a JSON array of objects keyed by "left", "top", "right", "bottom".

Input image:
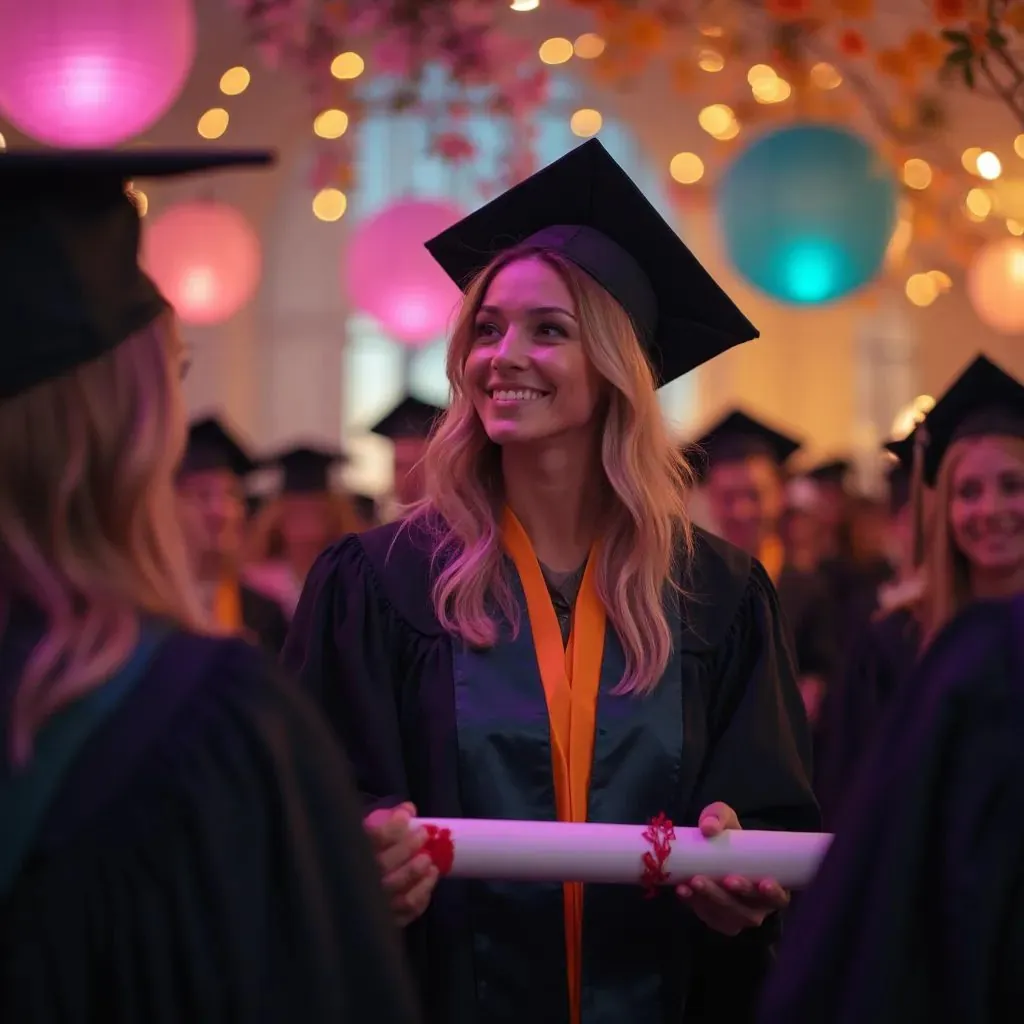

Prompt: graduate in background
[
  {"left": 0, "top": 148, "right": 420, "bottom": 1024},
  {"left": 805, "top": 458, "right": 851, "bottom": 562},
  {"left": 284, "top": 139, "right": 817, "bottom": 1024},
  {"left": 244, "top": 444, "right": 362, "bottom": 620},
  {"left": 814, "top": 353, "right": 1024, "bottom": 826},
  {"left": 758, "top": 593, "right": 1024, "bottom": 1024},
  {"left": 176, "top": 416, "right": 289, "bottom": 654},
  {"left": 369, "top": 394, "right": 445, "bottom": 521},
  {"left": 693, "top": 410, "right": 839, "bottom": 726}
]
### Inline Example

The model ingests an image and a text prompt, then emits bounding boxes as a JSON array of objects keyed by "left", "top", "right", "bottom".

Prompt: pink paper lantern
[
  {"left": 0, "top": 0, "right": 196, "bottom": 147},
  {"left": 142, "top": 202, "right": 262, "bottom": 326},
  {"left": 967, "top": 238, "right": 1024, "bottom": 335},
  {"left": 344, "top": 199, "right": 465, "bottom": 346}
]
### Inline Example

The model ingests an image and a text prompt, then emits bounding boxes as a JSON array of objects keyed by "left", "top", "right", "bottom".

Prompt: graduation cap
[
  {"left": 689, "top": 408, "right": 802, "bottom": 483},
  {"left": 1, "top": 148, "right": 275, "bottom": 401},
  {"left": 264, "top": 445, "right": 347, "bottom": 495},
  {"left": 352, "top": 493, "right": 379, "bottom": 524},
  {"left": 424, "top": 138, "right": 758, "bottom": 387},
  {"left": 179, "top": 416, "right": 256, "bottom": 479},
  {"left": 370, "top": 395, "right": 445, "bottom": 440},
  {"left": 807, "top": 458, "right": 853, "bottom": 487},
  {"left": 900, "top": 354, "right": 1024, "bottom": 488}
]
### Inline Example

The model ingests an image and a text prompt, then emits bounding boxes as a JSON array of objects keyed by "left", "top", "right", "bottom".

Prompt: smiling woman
[{"left": 283, "top": 139, "right": 819, "bottom": 1024}]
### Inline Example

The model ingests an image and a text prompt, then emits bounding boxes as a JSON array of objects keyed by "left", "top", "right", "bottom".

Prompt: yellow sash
[
  {"left": 212, "top": 576, "right": 243, "bottom": 633},
  {"left": 501, "top": 508, "right": 606, "bottom": 1024}
]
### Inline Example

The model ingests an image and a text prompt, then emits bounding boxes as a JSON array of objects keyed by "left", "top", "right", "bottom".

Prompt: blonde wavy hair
[
  {"left": 918, "top": 433, "right": 1024, "bottom": 646},
  {"left": 407, "top": 245, "right": 695, "bottom": 696},
  {"left": 0, "top": 315, "right": 205, "bottom": 764}
]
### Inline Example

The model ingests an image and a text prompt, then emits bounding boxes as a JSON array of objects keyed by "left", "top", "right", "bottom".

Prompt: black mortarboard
[
  {"left": 689, "top": 409, "right": 802, "bottom": 482},
  {"left": 268, "top": 445, "right": 346, "bottom": 495},
  {"left": 1, "top": 148, "right": 274, "bottom": 401},
  {"left": 370, "top": 395, "right": 445, "bottom": 440},
  {"left": 807, "top": 458, "right": 852, "bottom": 487},
  {"left": 905, "top": 354, "right": 1024, "bottom": 487},
  {"left": 179, "top": 416, "right": 256, "bottom": 479},
  {"left": 352, "top": 493, "right": 379, "bottom": 524},
  {"left": 424, "top": 139, "right": 758, "bottom": 387}
]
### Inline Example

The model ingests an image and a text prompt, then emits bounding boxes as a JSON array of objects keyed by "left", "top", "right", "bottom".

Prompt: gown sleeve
[
  {"left": 757, "top": 597, "right": 1024, "bottom": 1024},
  {"left": 0, "top": 637, "right": 421, "bottom": 1024},
  {"left": 684, "top": 559, "right": 820, "bottom": 1023},
  {"left": 281, "top": 534, "right": 411, "bottom": 810}
]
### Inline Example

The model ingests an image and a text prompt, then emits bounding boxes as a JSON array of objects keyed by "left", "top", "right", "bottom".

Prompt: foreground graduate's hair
[
  {"left": 0, "top": 313, "right": 205, "bottom": 763},
  {"left": 920, "top": 433, "right": 1024, "bottom": 647},
  {"left": 406, "top": 244, "right": 694, "bottom": 696}
]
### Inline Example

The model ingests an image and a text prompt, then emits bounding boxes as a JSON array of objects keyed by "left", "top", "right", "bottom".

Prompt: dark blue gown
[{"left": 283, "top": 519, "right": 819, "bottom": 1024}]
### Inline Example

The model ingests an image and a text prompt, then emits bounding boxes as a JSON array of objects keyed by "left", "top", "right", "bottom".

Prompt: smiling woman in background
[
  {"left": 284, "top": 139, "right": 818, "bottom": 1024},
  {"left": 815, "top": 353, "right": 1024, "bottom": 825},
  {"left": 0, "top": 150, "right": 419, "bottom": 1024}
]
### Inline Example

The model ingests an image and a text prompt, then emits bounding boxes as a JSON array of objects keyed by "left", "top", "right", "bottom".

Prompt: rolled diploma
[{"left": 412, "top": 818, "right": 832, "bottom": 890}]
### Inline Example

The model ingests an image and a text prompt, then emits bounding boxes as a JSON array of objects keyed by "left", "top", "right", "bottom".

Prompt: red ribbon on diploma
[
  {"left": 422, "top": 823, "right": 455, "bottom": 875},
  {"left": 641, "top": 813, "right": 675, "bottom": 897}
]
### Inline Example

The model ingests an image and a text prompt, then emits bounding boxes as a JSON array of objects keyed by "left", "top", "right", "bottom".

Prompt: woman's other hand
[
  {"left": 675, "top": 801, "right": 791, "bottom": 936},
  {"left": 364, "top": 801, "right": 439, "bottom": 927}
]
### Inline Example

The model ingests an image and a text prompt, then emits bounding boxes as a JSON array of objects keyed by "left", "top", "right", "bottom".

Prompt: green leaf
[
  {"left": 941, "top": 29, "right": 970, "bottom": 45},
  {"left": 987, "top": 29, "right": 1009, "bottom": 49},
  {"left": 962, "top": 61, "right": 976, "bottom": 89}
]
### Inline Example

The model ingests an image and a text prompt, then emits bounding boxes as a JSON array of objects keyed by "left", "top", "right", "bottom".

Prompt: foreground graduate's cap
[
  {"left": 266, "top": 445, "right": 347, "bottom": 494},
  {"left": 370, "top": 395, "right": 446, "bottom": 440},
  {"left": 908, "top": 354, "right": 1024, "bottom": 487},
  {"left": 179, "top": 416, "right": 257, "bottom": 479},
  {"left": 807, "top": 458, "right": 853, "bottom": 487},
  {"left": 1, "top": 148, "right": 275, "bottom": 401},
  {"left": 424, "top": 139, "right": 758, "bottom": 387},
  {"left": 689, "top": 408, "right": 802, "bottom": 482}
]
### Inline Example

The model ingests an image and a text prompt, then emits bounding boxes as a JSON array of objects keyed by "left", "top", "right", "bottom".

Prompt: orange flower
[
  {"left": 932, "top": 0, "right": 980, "bottom": 24},
  {"left": 838, "top": 29, "right": 867, "bottom": 56},
  {"left": 831, "top": 0, "right": 873, "bottom": 16},
  {"left": 876, "top": 47, "right": 914, "bottom": 79},
  {"left": 904, "top": 30, "right": 946, "bottom": 68},
  {"left": 1006, "top": 3, "right": 1024, "bottom": 32}
]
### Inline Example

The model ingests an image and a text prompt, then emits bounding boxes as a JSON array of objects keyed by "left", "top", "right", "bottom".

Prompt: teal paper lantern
[{"left": 718, "top": 125, "right": 897, "bottom": 306}]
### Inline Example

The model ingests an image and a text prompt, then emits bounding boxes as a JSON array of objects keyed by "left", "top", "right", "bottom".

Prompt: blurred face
[
  {"left": 705, "top": 455, "right": 784, "bottom": 556},
  {"left": 176, "top": 468, "right": 246, "bottom": 575},
  {"left": 393, "top": 437, "right": 428, "bottom": 505},
  {"left": 279, "top": 494, "right": 332, "bottom": 553},
  {"left": 465, "top": 257, "right": 603, "bottom": 447},
  {"left": 947, "top": 437, "right": 1024, "bottom": 575}
]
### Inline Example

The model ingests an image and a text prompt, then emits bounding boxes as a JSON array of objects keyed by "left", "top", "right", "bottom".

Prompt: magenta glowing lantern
[
  {"left": 0, "top": 0, "right": 196, "bottom": 148},
  {"left": 344, "top": 199, "right": 465, "bottom": 346},
  {"left": 142, "top": 202, "right": 262, "bottom": 327}
]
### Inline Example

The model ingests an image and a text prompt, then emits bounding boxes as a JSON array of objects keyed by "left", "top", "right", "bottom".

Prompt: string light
[
  {"left": 927, "top": 269, "right": 952, "bottom": 292},
  {"left": 966, "top": 187, "right": 992, "bottom": 220},
  {"left": 698, "top": 49, "right": 725, "bottom": 72},
  {"left": 330, "top": 52, "right": 365, "bottom": 79},
  {"left": 810, "top": 62, "right": 842, "bottom": 89},
  {"left": 976, "top": 150, "right": 1002, "bottom": 180},
  {"left": 573, "top": 33, "right": 605, "bottom": 59},
  {"left": 570, "top": 108, "right": 602, "bottom": 138},
  {"left": 219, "top": 67, "right": 250, "bottom": 96},
  {"left": 510, "top": 0, "right": 540, "bottom": 9},
  {"left": 1015, "top": 135, "right": 1024, "bottom": 159},
  {"left": 698, "top": 104, "right": 736, "bottom": 137},
  {"left": 312, "top": 188, "right": 347, "bottom": 222},
  {"left": 747, "top": 64, "right": 776, "bottom": 86},
  {"left": 905, "top": 272, "right": 939, "bottom": 307},
  {"left": 314, "top": 109, "right": 349, "bottom": 139},
  {"left": 752, "top": 77, "right": 791, "bottom": 104},
  {"left": 961, "top": 147, "right": 982, "bottom": 173},
  {"left": 197, "top": 108, "right": 229, "bottom": 140},
  {"left": 669, "top": 152, "right": 704, "bottom": 184},
  {"left": 1009, "top": 219, "right": 1024, "bottom": 236},
  {"left": 902, "top": 158, "right": 932, "bottom": 190},
  {"left": 538, "top": 37, "right": 573, "bottom": 65}
]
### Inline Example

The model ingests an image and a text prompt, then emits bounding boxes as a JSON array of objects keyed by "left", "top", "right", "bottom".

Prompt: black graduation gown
[
  {"left": 813, "top": 607, "right": 921, "bottom": 827},
  {"left": 776, "top": 568, "right": 839, "bottom": 683},
  {"left": 758, "top": 596, "right": 1024, "bottom": 1024},
  {"left": 240, "top": 582, "right": 290, "bottom": 656},
  {"left": 0, "top": 612, "right": 421, "bottom": 1024},
  {"left": 282, "top": 519, "right": 820, "bottom": 1024}
]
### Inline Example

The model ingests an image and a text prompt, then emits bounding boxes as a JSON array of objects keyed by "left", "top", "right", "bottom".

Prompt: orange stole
[
  {"left": 212, "top": 576, "right": 243, "bottom": 633},
  {"left": 759, "top": 533, "right": 785, "bottom": 585},
  {"left": 500, "top": 508, "right": 606, "bottom": 1024}
]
